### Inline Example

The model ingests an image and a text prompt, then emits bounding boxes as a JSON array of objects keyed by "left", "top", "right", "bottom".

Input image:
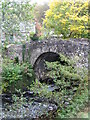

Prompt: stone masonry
[
  {"left": 5, "top": 38, "right": 89, "bottom": 69},
  {"left": 5, "top": 38, "right": 89, "bottom": 80}
]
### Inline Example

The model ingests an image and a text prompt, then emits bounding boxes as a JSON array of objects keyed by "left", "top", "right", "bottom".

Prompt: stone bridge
[{"left": 6, "top": 38, "right": 89, "bottom": 80}]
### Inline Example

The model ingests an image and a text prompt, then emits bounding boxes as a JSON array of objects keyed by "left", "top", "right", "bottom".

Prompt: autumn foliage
[{"left": 43, "top": 0, "right": 89, "bottom": 39}]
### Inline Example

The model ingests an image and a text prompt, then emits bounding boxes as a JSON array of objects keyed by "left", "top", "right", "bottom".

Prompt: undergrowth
[{"left": 30, "top": 54, "right": 88, "bottom": 118}]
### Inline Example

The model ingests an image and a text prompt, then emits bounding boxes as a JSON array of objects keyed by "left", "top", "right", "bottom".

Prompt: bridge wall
[{"left": 5, "top": 38, "right": 89, "bottom": 70}]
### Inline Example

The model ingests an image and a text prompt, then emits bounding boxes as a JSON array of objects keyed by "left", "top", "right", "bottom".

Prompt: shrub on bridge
[{"left": 1, "top": 60, "right": 35, "bottom": 93}]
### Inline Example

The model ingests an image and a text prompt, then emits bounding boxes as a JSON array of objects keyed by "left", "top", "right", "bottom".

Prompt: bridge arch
[
  {"left": 6, "top": 38, "right": 88, "bottom": 76},
  {"left": 33, "top": 52, "right": 60, "bottom": 81}
]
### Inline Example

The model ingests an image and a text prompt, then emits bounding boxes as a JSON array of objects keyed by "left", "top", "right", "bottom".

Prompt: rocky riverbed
[
  {"left": 1, "top": 101, "right": 57, "bottom": 119},
  {"left": 0, "top": 82, "right": 76, "bottom": 120},
  {"left": 0, "top": 85, "right": 58, "bottom": 120}
]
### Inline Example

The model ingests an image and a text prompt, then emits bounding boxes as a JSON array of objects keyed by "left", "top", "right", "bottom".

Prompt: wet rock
[
  {"left": 34, "top": 97, "right": 48, "bottom": 103},
  {"left": 40, "top": 77, "right": 55, "bottom": 84},
  {"left": 23, "top": 104, "right": 28, "bottom": 108},
  {"left": 1, "top": 94, "right": 13, "bottom": 104},
  {"left": 2, "top": 101, "right": 57, "bottom": 119},
  {"left": 23, "top": 91, "right": 35, "bottom": 97},
  {"left": 1, "top": 90, "right": 58, "bottom": 119},
  {"left": 68, "top": 98, "right": 72, "bottom": 101},
  {"left": 47, "top": 85, "right": 59, "bottom": 92},
  {"left": 64, "top": 102, "right": 70, "bottom": 106}
]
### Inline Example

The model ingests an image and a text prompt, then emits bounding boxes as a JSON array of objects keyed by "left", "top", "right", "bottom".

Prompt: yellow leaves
[
  {"left": 43, "top": 0, "right": 88, "bottom": 38},
  {"left": 80, "top": 2, "right": 88, "bottom": 11},
  {"left": 54, "top": 14, "right": 58, "bottom": 20},
  {"left": 71, "top": 15, "right": 79, "bottom": 21},
  {"left": 65, "top": 12, "right": 70, "bottom": 17},
  {"left": 70, "top": 0, "right": 89, "bottom": 3},
  {"left": 49, "top": 0, "right": 61, "bottom": 9},
  {"left": 84, "top": 2, "right": 88, "bottom": 7},
  {"left": 80, "top": 26, "right": 85, "bottom": 29},
  {"left": 43, "top": 18, "right": 47, "bottom": 24},
  {"left": 59, "top": 14, "right": 62, "bottom": 18},
  {"left": 60, "top": 6, "right": 65, "bottom": 11},
  {"left": 45, "top": 10, "right": 53, "bottom": 17},
  {"left": 61, "top": 19, "right": 67, "bottom": 25},
  {"left": 46, "top": 23, "right": 50, "bottom": 27},
  {"left": 84, "top": 30, "right": 88, "bottom": 34},
  {"left": 54, "top": 14, "right": 62, "bottom": 20},
  {"left": 81, "top": 16, "right": 88, "bottom": 22},
  {"left": 70, "top": 27, "right": 80, "bottom": 33},
  {"left": 43, "top": 18, "right": 51, "bottom": 28},
  {"left": 63, "top": 28, "right": 65, "bottom": 30},
  {"left": 70, "top": 25, "right": 85, "bottom": 34},
  {"left": 66, "top": 2, "right": 71, "bottom": 6}
]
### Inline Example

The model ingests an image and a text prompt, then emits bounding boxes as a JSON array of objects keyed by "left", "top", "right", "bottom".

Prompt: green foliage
[
  {"left": 38, "top": 35, "right": 45, "bottom": 40},
  {"left": 12, "top": 89, "right": 27, "bottom": 108},
  {"left": 31, "top": 79, "right": 88, "bottom": 118},
  {"left": 30, "top": 32, "right": 35, "bottom": 38},
  {"left": 57, "top": 86, "right": 88, "bottom": 118},
  {"left": 46, "top": 56, "right": 82, "bottom": 95},
  {"left": 30, "top": 79, "right": 53, "bottom": 98},
  {"left": 1, "top": 0, "right": 35, "bottom": 44},
  {"left": 30, "top": 32, "right": 39, "bottom": 41},
  {"left": 38, "top": 26, "right": 50, "bottom": 40},
  {"left": 1, "top": 60, "right": 35, "bottom": 93},
  {"left": 30, "top": 53, "right": 88, "bottom": 118}
]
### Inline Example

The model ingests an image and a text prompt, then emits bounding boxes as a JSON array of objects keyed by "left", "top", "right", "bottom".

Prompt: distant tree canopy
[
  {"left": 1, "top": 0, "right": 35, "bottom": 43},
  {"left": 34, "top": 3, "right": 49, "bottom": 24},
  {"left": 43, "top": 0, "right": 89, "bottom": 39}
]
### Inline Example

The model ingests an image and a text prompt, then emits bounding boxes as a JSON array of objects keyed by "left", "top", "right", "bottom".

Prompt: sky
[
  {"left": 8, "top": 0, "right": 52, "bottom": 4},
  {"left": 31, "top": 0, "right": 50, "bottom": 4}
]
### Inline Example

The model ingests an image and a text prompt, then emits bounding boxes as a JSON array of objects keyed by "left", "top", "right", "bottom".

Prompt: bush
[
  {"left": 43, "top": 0, "right": 88, "bottom": 39},
  {"left": 30, "top": 32, "right": 39, "bottom": 41},
  {"left": 46, "top": 60, "right": 82, "bottom": 94},
  {"left": 30, "top": 54, "right": 88, "bottom": 118},
  {"left": 1, "top": 60, "right": 35, "bottom": 93}
]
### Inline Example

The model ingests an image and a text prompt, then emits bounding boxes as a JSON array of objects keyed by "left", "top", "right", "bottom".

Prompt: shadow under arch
[{"left": 33, "top": 52, "right": 60, "bottom": 82}]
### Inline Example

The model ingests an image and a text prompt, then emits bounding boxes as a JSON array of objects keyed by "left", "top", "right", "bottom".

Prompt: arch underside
[{"left": 33, "top": 52, "right": 60, "bottom": 81}]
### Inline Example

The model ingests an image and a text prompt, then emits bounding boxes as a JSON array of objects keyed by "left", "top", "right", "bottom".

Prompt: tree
[
  {"left": 1, "top": 0, "right": 35, "bottom": 44},
  {"left": 34, "top": 3, "right": 49, "bottom": 24},
  {"left": 43, "top": 0, "right": 89, "bottom": 39}
]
